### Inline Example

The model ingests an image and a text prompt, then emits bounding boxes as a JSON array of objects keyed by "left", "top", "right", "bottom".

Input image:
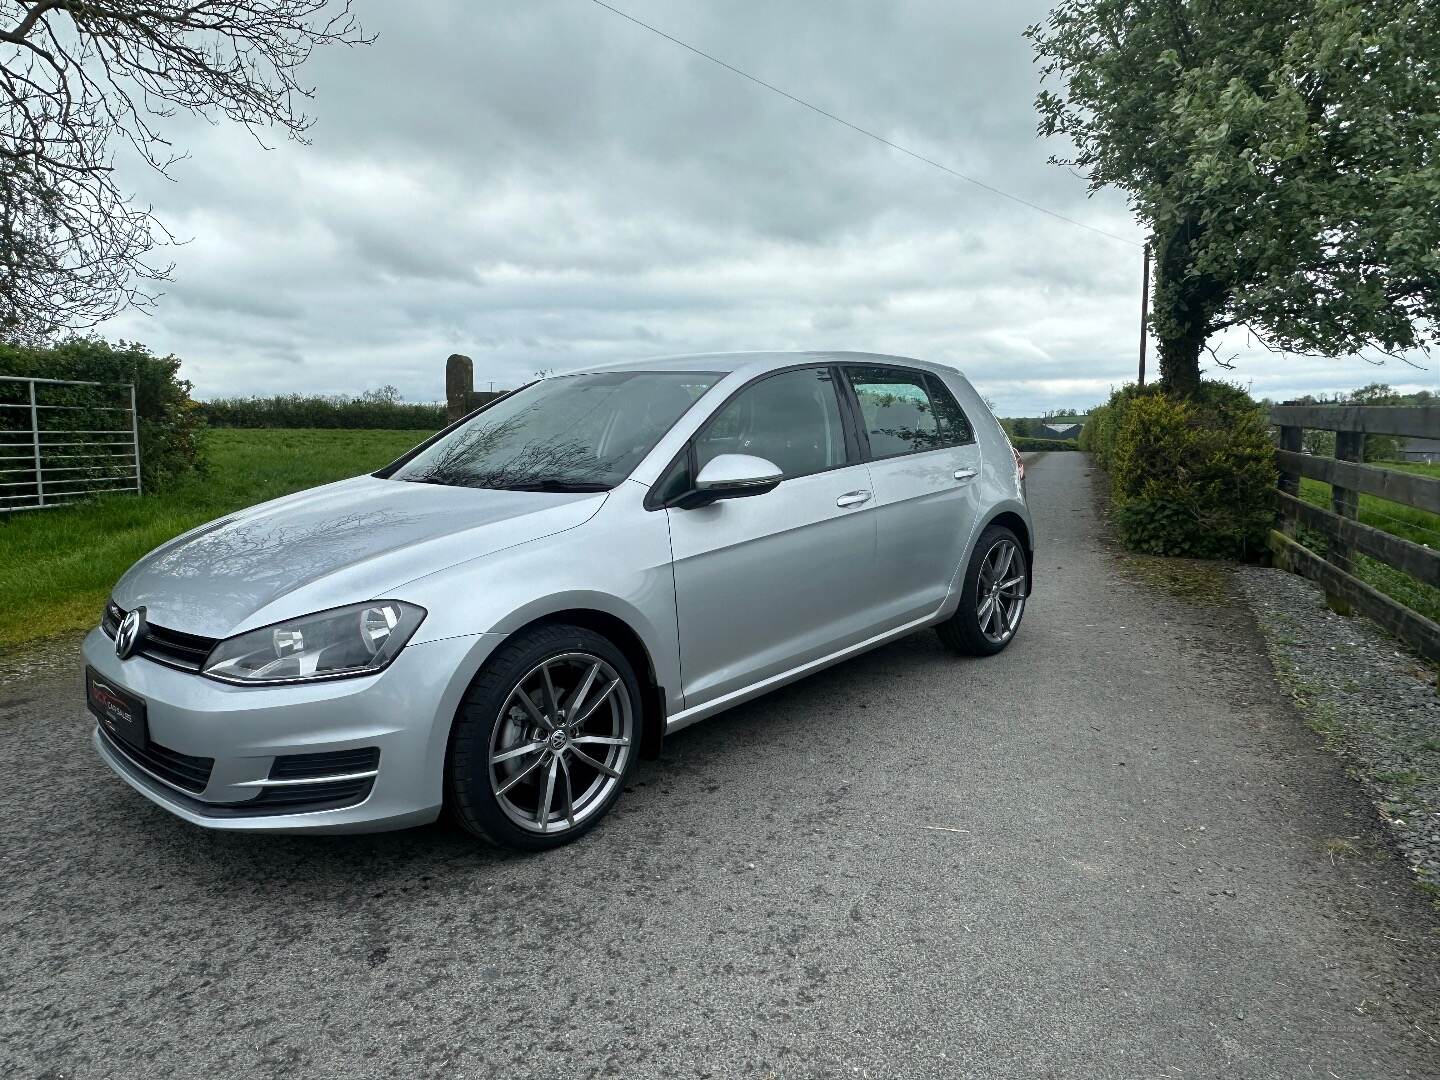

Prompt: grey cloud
[{"left": 96, "top": 0, "right": 1418, "bottom": 416}]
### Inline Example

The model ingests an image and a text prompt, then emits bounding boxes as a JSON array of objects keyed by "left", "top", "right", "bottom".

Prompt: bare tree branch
[
  {"left": 1201, "top": 342, "right": 1236, "bottom": 371},
  {"left": 0, "top": 1, "right": 371, "bottom": 342}
]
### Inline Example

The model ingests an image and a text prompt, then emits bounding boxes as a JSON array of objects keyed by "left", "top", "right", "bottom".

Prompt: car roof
[{"left": 566, "top": 350, "right": 962, "bottom": 380}]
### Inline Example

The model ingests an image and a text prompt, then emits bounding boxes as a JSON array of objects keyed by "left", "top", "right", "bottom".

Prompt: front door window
[{"left": 694, "top": 367, "right": 847, "bottom": 478}]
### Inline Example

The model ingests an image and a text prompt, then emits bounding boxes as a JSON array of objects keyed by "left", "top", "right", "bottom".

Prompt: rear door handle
[
  {"left": 836, "top": 490, "right": 872, "bottom": 508},
  {"left": 953, "top": 468, "right": 978, "bottom": 483}
]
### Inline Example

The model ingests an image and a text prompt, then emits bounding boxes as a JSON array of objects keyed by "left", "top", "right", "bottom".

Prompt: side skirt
[{"left": 664, "top": 612, "right": 940, "bottom": 736}]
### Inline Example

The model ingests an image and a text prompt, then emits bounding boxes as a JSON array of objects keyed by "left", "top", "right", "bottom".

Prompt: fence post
[
  {"left": 28, "top": 379, "right": 43, "bottom": 508},
  {"left": 446, "top": 354, "right": 474, "bottom": 424},
  {"left": 1276, "top": 424, "right": 1301, "bottom": 500},
  {"left": 1274, "top": 424, "right": 1302, "bottom": 565},
  {"left": 1324, "top": 430, "right": 1364, "bottom": 614}
]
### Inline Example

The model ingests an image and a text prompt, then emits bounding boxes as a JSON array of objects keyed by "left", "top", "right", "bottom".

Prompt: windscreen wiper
[{"left": 496, "top": 479, "right": 611, "bottom": 492}]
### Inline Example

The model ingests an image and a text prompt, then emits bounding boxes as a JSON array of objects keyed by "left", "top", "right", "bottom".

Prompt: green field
[
  {"left": 1298, "top": 459, "right": 1440, "bottom": 624},
  {"left": 6, "top": 432, "right": 1435, "bottom": 653},
  {"left": 0, "top": 428, "right": 431, "bottom": 650}
]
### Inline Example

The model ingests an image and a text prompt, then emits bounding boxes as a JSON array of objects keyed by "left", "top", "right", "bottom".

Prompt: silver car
[{"left": 84, "top": 352, "right": 1032, "bottom": 849}]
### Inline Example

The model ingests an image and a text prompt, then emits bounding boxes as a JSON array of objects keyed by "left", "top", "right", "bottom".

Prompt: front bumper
[{"left": 83, "top": 626, "right": 499, "bottom": 833}]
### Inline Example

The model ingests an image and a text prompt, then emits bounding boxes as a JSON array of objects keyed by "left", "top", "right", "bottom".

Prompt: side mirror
[{"left": 680, "top": 453, "right": 783, "bottom": 508}]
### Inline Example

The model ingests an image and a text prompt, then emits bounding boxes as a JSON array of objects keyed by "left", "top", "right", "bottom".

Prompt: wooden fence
[{"left": 1270, "top": 404, "right": 1440, "bottom": 662}]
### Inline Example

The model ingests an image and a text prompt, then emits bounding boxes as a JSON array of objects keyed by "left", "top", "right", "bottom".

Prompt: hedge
[
  {"left": 1082, "top": 381, "right": 1275, "bottom": 559},
  {"left": 200, "top": 394, "right": 445, "bottom": 430},
  {"left": 0, "top": 337, "right": 203, "bottom": 492},
  {"left": 1010, "top": 437, "right": 1080, "bottom": 452}
]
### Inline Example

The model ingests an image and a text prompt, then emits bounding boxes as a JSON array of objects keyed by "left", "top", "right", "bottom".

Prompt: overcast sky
[{"left": 96, "top": 0, "right": 1434, "bottom": 415}]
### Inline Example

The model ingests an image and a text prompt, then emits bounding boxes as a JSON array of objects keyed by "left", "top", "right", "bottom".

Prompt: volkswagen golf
[{"left": 85, "top": 351, "right": 1032, "bottom": 849}]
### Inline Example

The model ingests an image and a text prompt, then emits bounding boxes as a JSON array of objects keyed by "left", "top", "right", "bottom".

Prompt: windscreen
[{"left": 390, "top": 370, "right": 718, "bottom": 491}]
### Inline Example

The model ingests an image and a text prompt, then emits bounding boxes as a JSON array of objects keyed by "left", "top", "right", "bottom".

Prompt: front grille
[
  {"left": 138, "top": 623, "right": 216, "bottom": 671},
  {"left": 99, "top": 727, "right": 214, "bottom": 794},
  {"left": 270, "top": 747, "right": 380, "bottom": 780},
  {"left": 101, "top": 602, "right": 218, "bottom": 673}
]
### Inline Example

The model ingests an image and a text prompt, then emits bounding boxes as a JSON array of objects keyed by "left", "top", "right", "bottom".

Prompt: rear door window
[{"left": 846, "top": 365, "right": 969, "bottom": 458}]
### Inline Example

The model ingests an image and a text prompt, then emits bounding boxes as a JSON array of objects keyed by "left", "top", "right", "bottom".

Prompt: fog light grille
[
  {"left": 268, "top": 747, "right": 380, "bottom": 780},
  {"left": 250, "top": 776, "right": 375, "bottom": 811}
]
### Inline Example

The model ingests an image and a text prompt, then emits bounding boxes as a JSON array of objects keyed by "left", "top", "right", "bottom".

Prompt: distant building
[
  {"left": 1041, "top": 422, "right": 1083, "bottom": 440},
  {"left": 1400, "top": 437, "right": 1440, "bottom": 463}
]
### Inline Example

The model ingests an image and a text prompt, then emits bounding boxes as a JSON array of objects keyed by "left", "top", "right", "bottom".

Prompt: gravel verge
[{"left": 1237, "top": 564, "right": 1440, "bottom": 891}]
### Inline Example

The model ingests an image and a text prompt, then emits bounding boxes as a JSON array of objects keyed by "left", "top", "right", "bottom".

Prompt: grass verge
[{"left": 0, "top": 428, "right": 431, "bottom": 651}]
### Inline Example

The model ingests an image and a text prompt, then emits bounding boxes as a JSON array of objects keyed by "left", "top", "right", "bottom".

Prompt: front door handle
[
  {"left": 836, "top": 490, "right": 872, "bottom": 508},
  {"left": 953, "top": 468, "right": 978, "bottom": 483}
]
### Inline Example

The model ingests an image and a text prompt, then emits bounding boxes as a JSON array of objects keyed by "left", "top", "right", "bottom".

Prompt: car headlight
[{"left": 201, "top": 601, "right": 426, "bottom": 685}]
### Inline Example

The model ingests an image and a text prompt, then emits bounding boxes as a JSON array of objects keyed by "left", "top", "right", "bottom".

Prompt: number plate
[{"left": 86, "top": 667, "right": 148, "bottom": 750}]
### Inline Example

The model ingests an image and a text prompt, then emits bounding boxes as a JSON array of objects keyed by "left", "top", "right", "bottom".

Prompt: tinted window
[
  {"left": 390, "top": 370, "right": 717, "bottom": 491},
  {"left": 847, "top": 366, "right": 972, "bottom": 457},
  {"left": 695, "top": 367, "right": 846, "bottom": 479},
  {"left": 926, "top": 374, "right": 974, "bottom": 445}
]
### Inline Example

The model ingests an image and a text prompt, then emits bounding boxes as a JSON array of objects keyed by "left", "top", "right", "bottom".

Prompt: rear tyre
[
  {"left": 446, "top": 624, "right": 640, "bottom": 850},
  {"left": 936, "top": 525, "right": 1028, "bottom": 657}
]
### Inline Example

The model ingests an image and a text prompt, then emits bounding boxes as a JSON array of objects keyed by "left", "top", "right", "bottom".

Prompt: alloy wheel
[
  {"left": 976, "top": 538, "right": 1026, "bottom": 645},
  {"left": 488, "top": 652, "right": 634, "bottom": 835}
]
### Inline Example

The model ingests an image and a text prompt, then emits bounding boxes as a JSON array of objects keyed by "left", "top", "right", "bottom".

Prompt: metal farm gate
[{"left": 0, "top": 376, "right": 142, "bottom": 512}]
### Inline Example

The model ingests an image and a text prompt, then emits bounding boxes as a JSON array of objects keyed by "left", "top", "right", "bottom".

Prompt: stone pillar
[{"left": 445, "top": 354, "right": 474, "bottom": 423}]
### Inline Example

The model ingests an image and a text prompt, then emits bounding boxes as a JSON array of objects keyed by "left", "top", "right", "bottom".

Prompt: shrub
[
  {"left": 1086, "top": 381, "right": 1275, "bottom": 558},
  {"left": 0, "top": 337, "right": 203, "bottom": 491},
  {"left": 200, "top": 393, "right": 445, "bottom": 429}
]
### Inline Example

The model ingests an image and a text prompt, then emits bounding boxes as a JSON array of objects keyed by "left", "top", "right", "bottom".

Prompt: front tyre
[
  {"left": 936, "top": 525, "right": 1028, "bottom": 657},
  {"left": 446, "top": 624, "right": 639, "bottom": 850}
]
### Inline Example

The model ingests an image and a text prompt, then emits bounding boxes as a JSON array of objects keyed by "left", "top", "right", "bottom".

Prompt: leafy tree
[
  {"left": 1027, "top": 1, "right": 1440, "bottom": 397},
  {"left": 1, "top": 1, "right": 370, "bottom": 341},
  {"left": 362, "top": 384, "right": 404, "bottom": 405}
]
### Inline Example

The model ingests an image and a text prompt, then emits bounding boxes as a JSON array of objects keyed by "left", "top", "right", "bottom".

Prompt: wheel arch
[
  {"left": 981, "top": 509, "right": 1034, "bottom": 595},
  {"left": 486, "top": 606, "right": 667, "bottom": 760}
]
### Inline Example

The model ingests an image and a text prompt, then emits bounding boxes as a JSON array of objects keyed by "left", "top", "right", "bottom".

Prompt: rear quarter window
[{"left": 926, "top": 374, "right": 975, "bottom": 445}]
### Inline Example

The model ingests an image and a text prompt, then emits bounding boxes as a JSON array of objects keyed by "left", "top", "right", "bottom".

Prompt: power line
[{"left": 585, "top": 0, "right": 1142, "bottom": 249}]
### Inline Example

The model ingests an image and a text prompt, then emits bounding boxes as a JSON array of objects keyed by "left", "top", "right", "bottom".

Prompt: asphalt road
[{"left": 2, "top": 452, "right": 1437, "bottom": 1079}]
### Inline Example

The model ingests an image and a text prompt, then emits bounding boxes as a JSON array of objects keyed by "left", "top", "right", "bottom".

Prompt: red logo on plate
[{"left": 91, "top": 679, "right": 129, "bottom": 725}]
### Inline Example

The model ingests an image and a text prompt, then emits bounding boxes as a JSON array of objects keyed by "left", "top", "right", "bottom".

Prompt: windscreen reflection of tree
[{"left": 404, "top": 409, "right": 609, "bottom": 490}]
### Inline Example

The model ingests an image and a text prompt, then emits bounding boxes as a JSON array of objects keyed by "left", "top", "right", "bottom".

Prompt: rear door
[
  {"left": 664, "top": 365, "right": 878, "bottom": 708},
  {"left": 841, "top": 364, "right": 982, "bottom": 629}
]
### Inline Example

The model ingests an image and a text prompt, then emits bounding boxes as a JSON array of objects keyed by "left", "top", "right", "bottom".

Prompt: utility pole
[{"left": 1138, "top": 241, "right": 1150, "bottom": 386}]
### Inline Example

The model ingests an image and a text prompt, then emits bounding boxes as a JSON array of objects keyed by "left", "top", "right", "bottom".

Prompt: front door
[{"left": 667, "top": 366, "right": 877, "bottom": 708}]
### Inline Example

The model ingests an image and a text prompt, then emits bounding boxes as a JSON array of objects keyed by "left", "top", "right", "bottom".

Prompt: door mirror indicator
[{"left": 680, "top": 454, "right": 783, "bottom": 508}]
